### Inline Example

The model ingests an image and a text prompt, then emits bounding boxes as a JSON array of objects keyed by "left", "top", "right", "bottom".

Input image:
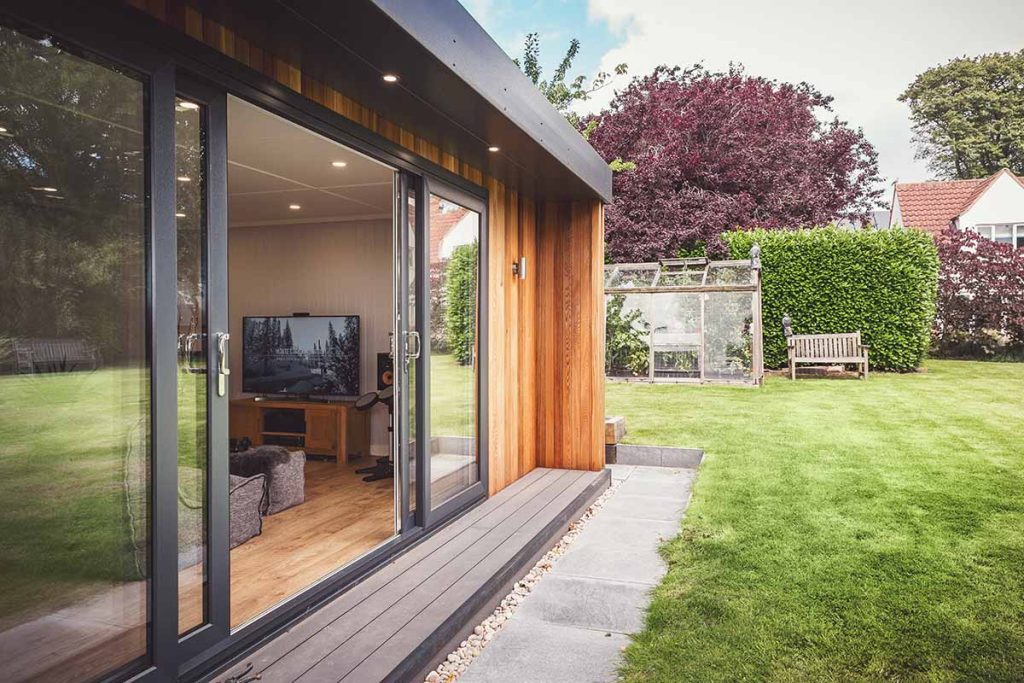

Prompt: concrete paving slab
[
  {"left": 599, "top": 492, "right": 689, "bottom": 523},
  {"left": 624, "top": 466, "right": 695, "bottom": 483},
  {"left": 553, "top": 516, "right": 677, "bottom": 585},
  {"left": 459, "top": 619, "right": 629, "bottom": 683},
  {"left": 616, "top": 477, "right": 692, "bottom": 501},
  {"left": 515, "top": 574, "right": 651, "bottom": 634}
]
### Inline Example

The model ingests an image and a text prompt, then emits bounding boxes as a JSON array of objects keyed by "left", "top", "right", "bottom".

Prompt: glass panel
[
  {"left": 1016, "top": 225, "right": 1024, "bottom": 250},
  {"left": 650, "top": 293, "right": 702, "bottom": 379},
  {"left": 176, "top": 97, "right": 208, "bottom": 635},
  {"left": 993, "top": 224, "right": 1013, "bottom": 245},
  {"left": 706, "top": 263, "right": 754, "bottom": 285},
  {"left": 428, "top": 194, "right": 479, "bottom": 508},
  {"left": 0, "top": 24, "right": 150, "bottom": 682},
  {"left": 657, "top": 269, "right": 705, "bottom": 286},
  {"left": 606, "top": 266, "right": 658, "bottom": 289},
  {"left": 703, "top": 291, "right": 756, "bottom": 381},
  {"left": 606, "top": 293, "right": 652, "bottom": 378},
  {"left": 407, "top": 186, "right": 417, "bottom": 514}
]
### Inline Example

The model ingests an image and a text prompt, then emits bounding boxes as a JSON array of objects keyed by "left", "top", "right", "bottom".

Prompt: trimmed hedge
[
  {"left": 725, "top": 227, "right": 939, "bottom": 371},
  {"left": 444, "top": 242, "right": 479, "bottom": 366}
]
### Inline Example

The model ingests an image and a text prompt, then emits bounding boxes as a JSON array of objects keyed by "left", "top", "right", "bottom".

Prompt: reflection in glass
[
  {"left": 428, "top": 194, "right": 479, "bottom": 508},
  {"left": 0, "top": 24, "right": 150, "bottom": 682},
  {"left": 176, "top": 97, "right": 208, "bottom": 635}
]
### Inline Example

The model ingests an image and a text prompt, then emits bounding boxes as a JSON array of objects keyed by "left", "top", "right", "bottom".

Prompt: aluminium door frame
[
  {"left": 418, "top": 176, "right": 490, "bottom": 528},
  {"left": 171, "top": 74, "right": 232, "bottom": 663}
]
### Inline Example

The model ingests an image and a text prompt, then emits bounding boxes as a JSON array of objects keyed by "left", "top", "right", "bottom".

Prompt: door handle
[
  {"left": 216, "top": 332, "right": 230, "bottom": 397},
  {"left": 406, "top": 331, "right": 421, "bottom": 362}
]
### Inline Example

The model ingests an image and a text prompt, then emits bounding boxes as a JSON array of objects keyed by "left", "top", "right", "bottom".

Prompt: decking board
[{"left": 215, "top": 468, "right": 608, "bottom": 683}]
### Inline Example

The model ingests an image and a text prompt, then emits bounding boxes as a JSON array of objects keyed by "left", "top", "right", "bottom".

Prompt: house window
[{"left": 973, "top": 223, "right": 1024, "bottom": 249}]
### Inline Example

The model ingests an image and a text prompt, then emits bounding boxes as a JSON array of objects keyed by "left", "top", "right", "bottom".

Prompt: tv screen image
[{"left": 242, "top": 316, "right": 360, "bottom": 398}]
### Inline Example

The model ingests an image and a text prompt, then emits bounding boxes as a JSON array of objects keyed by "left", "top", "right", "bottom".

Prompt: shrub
[
  {"left": 444, "top": 242, "right": 479, "bottom": 366},
  {"left": 605, "top": 294, "right": 650, "bottom": 376},
  {"left": 724, "top": 227, "right": 939, "bottom": 371},
  {"left": 933, "top": 226, "right": 1024, "bottom": 357}
]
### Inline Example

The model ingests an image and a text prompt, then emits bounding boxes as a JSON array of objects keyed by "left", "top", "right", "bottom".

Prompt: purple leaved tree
[{"left": 584, "top": 65, "right": 883, "bottom": 262}]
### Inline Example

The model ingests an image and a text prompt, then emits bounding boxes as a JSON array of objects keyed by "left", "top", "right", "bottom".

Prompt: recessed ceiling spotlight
[
  {"left": 175, "top": 212, "right": 186, "bottom": 218},
  {"left": 31, "top": 186, "right": 59, "bottom": 192},
  {"left": 177, "top": 175, "right": 192, "bottom": 182},
  {"left": 289, "top": 204, "right": 301, "bottom": 210},
  {"left": 382, "top": 73, "right": 399, "bottom": 83},
  {"left": 179, "top": 101, "right": 200, "bottom": 110},
  {"left": 331, "top": 161, "right": 348, "bottom": 168},
  {"left": 488, "top": 145, "right": 500, "bottom": 153}
]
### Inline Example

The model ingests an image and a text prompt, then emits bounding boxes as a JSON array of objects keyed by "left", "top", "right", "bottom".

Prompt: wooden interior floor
[{"left": 179, "top": 457, "right": 396, "bottom": 630}]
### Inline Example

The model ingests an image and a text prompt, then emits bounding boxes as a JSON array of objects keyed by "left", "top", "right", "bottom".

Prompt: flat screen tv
[{"left": 242, "top": 315, "right": 360, "bottom": 398}]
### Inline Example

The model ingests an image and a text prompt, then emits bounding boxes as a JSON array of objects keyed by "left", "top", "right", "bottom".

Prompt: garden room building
[{"left": 0, "top": 1, "right": 610, "bottom": 681}]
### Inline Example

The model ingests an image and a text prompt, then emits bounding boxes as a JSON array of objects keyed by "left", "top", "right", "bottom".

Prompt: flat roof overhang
[{"left": 185, "top": 0, "right": 612, "bottom": 203}]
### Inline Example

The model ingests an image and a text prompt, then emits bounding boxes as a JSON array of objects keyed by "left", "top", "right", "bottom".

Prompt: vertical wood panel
[{"left": 532, "top": 200, "right": 605, "bottom": 473}]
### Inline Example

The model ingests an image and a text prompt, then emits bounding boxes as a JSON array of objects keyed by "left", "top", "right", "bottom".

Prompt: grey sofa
[{"left": 230, "top": 446, "right": 305, "bottom": 515}]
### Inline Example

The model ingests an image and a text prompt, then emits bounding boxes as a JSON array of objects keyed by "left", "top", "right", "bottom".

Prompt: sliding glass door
[
  {"left": 0, "top": 23, "right": 152, "bottom": 682},
  {"left": 405, "top": 179, "right": 487, "bottom": 524}
]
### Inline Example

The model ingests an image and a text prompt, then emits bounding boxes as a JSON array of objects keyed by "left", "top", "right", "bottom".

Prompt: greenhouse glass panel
[
  {"left": 705, "top": 262, "right": 755, "bottom": 285},
  {"left": 703, "top": 291, "right": 756, "bottom": 381},
  {"left": 604, "top": 252, "right": 764, "bottom": 386},
  {"left": 606, "top": 266, "right": 658, "bottom": 289},
  {"left": 649, "top": 292, "right": 701, "bottom": 379},
  {"left": 605, "top": 292, "right": 651, "bottom": 378}
]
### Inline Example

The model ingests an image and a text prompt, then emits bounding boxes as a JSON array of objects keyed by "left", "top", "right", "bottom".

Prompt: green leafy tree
[
  {"left": 513, "top": 32, "right": 626, "bottom": 127},
  {"left": 444, "top": 242, "right": 479, "bottom": 366},
  {"left": 900, "top": 50, "right": 1024, "bottom": 179}
]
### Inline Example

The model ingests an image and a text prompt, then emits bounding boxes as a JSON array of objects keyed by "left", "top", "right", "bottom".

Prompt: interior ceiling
[{"left": 228, "top": 96, "right": 394, "bottom": 228}]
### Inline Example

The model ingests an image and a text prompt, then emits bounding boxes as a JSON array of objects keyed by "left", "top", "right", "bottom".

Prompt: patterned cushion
[
  {"left": 229, "top": 473, "right": 266, "bottom": 548},
  {"left": 230, "top": 446, "right": 305, "bottom": 515}
]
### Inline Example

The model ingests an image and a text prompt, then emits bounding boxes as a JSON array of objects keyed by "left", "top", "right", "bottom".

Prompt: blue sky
[
  {"left": 461, "top": 0, "right": 1024, "bottom": 198},
  {"left": 460, "top": 0, "right": 618, "bottom": 91}
]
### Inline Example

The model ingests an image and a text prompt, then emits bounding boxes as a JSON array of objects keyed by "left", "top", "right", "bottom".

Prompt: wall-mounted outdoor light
[{"left": 512, "top": 256, "right": 527, "bottom": 280}]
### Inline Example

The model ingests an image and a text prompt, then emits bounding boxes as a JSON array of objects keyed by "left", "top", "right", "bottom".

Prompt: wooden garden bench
[{"left": 787, "top": 332, "right": 869, "bottom": 380}]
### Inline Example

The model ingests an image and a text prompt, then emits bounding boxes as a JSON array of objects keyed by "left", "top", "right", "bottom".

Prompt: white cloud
[{"left": 583, "top": 0, "right": 1024, "bottom": 193}]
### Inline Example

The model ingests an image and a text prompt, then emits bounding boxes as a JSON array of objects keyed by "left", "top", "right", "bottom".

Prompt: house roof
[{"left": 892, "top": 169, "right": 1024, "bottom": 234}]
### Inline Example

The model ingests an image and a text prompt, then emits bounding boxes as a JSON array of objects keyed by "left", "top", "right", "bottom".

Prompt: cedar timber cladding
[{"left": 126, "top": 0, "right": 606, "bottom": 493}]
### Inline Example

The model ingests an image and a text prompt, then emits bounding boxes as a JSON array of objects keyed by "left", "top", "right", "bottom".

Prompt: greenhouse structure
[{"left": 604, "top": 254, "right": 764, "bottom": 386}]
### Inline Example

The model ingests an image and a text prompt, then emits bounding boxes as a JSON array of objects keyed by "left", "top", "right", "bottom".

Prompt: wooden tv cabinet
[{"left": 229, "top": 397, "right": 370, "bottom": 463}]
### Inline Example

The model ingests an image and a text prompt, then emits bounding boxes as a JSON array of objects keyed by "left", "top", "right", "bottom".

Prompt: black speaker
[{"left": 377, "top": 352, "right": 394, "bottom": 389}]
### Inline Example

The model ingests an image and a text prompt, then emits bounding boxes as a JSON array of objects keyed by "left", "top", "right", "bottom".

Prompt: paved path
[{"left": 459, "top": 464, "right": 696, "bottom": 683}]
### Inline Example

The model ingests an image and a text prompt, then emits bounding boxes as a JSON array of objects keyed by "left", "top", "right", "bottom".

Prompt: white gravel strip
[{"left": 423, "top": 479, "right": 621, "bottom": 683}]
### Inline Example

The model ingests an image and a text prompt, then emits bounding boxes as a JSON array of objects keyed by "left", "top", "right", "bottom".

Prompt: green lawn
[
  {"left": 429, "top": 351, "right": 476, "bottom": 437},
  {"left": 607, "top": 360, "right": 1024, "bottom": 681},
  {"left": 0, "top": 366, "right": 203, "bottom": 624}
]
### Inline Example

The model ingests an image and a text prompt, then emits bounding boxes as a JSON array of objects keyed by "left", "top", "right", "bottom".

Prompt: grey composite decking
[{"left": 214, "top": 467, "right": 610, "bottom": 683}]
